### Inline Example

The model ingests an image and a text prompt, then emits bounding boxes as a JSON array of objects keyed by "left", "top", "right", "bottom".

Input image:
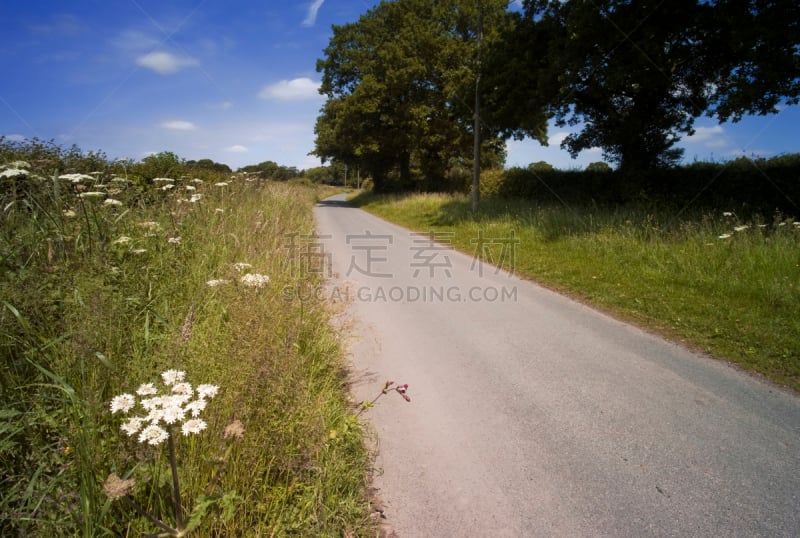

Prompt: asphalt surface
[{"left": 312, "top": 193, "right": 800, "bottom": 537}]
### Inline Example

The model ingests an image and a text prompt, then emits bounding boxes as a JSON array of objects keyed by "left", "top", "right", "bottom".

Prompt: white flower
[
  {"left": 63, "top": 209, "right": 77, "bottom": 218},
  {"left": 240, "top": 273, "right": 270, "bottom": 288},
  {"left": 214, "top": 182, "right": 228, "bottom": 187},
  {"left": 153, "top": 177, "right": 175, "bottom": 183},
  {"left": 233, "top": 262, "right": 252, "bottom": 272},
  {"left": 138, "top": 221, "right": 160, "bottom": 229},
  {"left": 79, "top": 191, "right": 106, "bottom": 198},
  {"left": 121, "top": 417, "right": 145, "bottom": 436},
  {"left": 138, "top": 424, "right": 169, "bottom": 446},
  {"left": 132, "top": 248, "right": 147, "bottom": 254},
  {"left": 196, "top": 384, "right": 219, "bottom": 399},
  {"left": 4, "top": 160, "right": 30, "bottom": 169},
  {"left": 110, "top": 394, "right": 136, "bottom": 414},
  {"left": 733, "top": 225, "right": 749, "bottom": 232},
  {"left": 191, "top": 178, "right": 204, "bottom": 184},
  {"left": 59, "top": 173, "right": 94, "bottom": 183},
  {"left": 185, "top": 185, "right": 196, "bottom": 191},
  {"left": 161, "top": 404, "right": 186, "bottom": 425},
  {"left": 171, "top": 382, "right": 193, "bottom": 397},
  {"left": 0, "top": 168, "right": 28, "bottom": 178},
  {"left": 161, "top": 184, "right": 175, "bottom": 191},
  {"left": 206, "top": 279, "right": 230, "bottom": 287},
  {"left": 167, "top": 237, "right": 182, "bottom": 244},
  {"left": 722, "top": 211, "right": 734, "bottom": 217},
  {"left": 136, "top": 382, "right": 158, "bottom": 396},
  {"left": 184, "top": 399, "right": 207, "bottom": 417},
  {"left": 113, "top": 236, "right": 133, "bottom": 245},
  {"left": 190, "top": 194, "right": 203, "bottom": 203},
  {"left": 161, "top": 369, "right": 186, "bottom": 386},
  {"left": 111, "top": 176, "right": 128, "bottom": 183},
  {"left": 215, "top": 208, "right": 224, "bottom": 214},
  {"left": 718, "top": 233, "right": 732, "bottom": 239},
  {"left": 181, "top": 419, "right": 207, "bottom": 436},
  {"left": 104, "top": 198, "right": 123, "bottom": 207}
]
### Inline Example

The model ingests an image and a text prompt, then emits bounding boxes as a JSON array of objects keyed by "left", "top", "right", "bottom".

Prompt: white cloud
[
  {"left": 226, "top": 145, "right": 248, "bottom": 153},
  {"left": 302, "top": 0, "right": 325, "bottom": 27},
  {"left": 548, "top": 131, "right": 570, "bottom": 146},
  {"left": 161, "top": 120, "right": 196, "bottom": 131},
  {"left": 686, "top": 125, "right": 728, "bottom": 149},
  {"left": 136, "top": 51, "right": 198, "bottom": 74},
  {"left": 3, "top": 134, "right": 27, "bottom": 142},
  {"left": 258, "top": 78, "right": 322, "bottom": 101}
]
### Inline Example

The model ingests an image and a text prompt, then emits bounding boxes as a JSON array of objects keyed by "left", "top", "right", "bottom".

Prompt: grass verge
[
  {"left": 1, "top": 154, "right": 373, "bottom": 536},
  {"left": 351, "top": 191, "right": 800, "bottom": 392}
]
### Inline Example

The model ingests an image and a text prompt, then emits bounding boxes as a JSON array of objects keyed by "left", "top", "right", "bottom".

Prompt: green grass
[
  {"left": 1, "top": 150, "right": 374, "bottom": 536},
  {"left": 351, "top": 191, "right": 800, "bottom": 391}
]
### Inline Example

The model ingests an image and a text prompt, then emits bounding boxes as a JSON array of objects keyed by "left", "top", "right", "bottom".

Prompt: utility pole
[
  {"left": 344, "top": 163, "right": 348, "bottom": 187},
  {"left": 471, "top": 0, "right": 483, "bottom": 214}
]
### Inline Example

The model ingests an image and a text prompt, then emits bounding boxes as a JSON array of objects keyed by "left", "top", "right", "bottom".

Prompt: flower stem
[
  {"left": 123, "top": 496, "right": 177, "bottom": 535},
  {"left": 167, "top": 431, "right": 184, "bottom": 531}
]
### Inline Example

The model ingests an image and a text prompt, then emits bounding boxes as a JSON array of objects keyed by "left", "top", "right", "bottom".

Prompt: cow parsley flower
[
  {"left": 136, "top": 382, "right": 158, "bottom": 396},
  {"left": 240, "top": 273, "right": 270, "bottom": 288},
  {"left": 161, "top": 370, "right": 186, "bottom": 386},
  {"left": 139, "top": 424, "right": 169, "bottom": 446},
  {"left": 181, "top": 419, "right": 207, "bottom": 436},
  {"left": 110, "top": 394, "right": 136, "bottom": 414},
  {"left": 167, "top": 236, "right": 182, "bottom": 244},
  {"left": 121, "top": 417, "right": 145, "bottom": 436},
  {"left": 206, "top": 279, "right": 230, "bottom": 287},
  {"left": 196, "top": 384, "right": 219, "bottom": 399}
]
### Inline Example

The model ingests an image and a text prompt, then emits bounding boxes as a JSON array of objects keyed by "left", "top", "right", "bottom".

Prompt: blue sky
[{"left": 1, "top": 0, "right": 797, "bottom": 171}]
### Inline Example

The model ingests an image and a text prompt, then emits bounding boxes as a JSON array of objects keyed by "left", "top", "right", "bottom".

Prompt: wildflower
[
  {"left": 181, "top": 419, "right": 207, "bottom": 436},
  {"left": 191, "top": 178, "right": 204, "bottom": 184},
  {"left": 136, "top": 382, "right": 158, "bottom": 396},
  {"left": 184, "top": 399, "right": 207, "bottom": 417},
  {"left": 190, "top": 194, "right": 203, "bottom": 203},
  {"left": 718, "top": 234, "right": 732, "bottom": 239},
  {"left": 722, "top": 211, "right": 734, "bottom": 217},
  {"left": 121, "top": 417, "right": 145, "bottom": 436},
  {"left": 79, "top": 191, "right": 106, "bottom": 198},
  {"left": 223, "top": 419, "right": 245, "bottom": 440},
  {"left": 240, "top": 273, "right": 270, "bottom": 288},
  {"left": 161, "top": 184, "right": 175, "bottom": 191},
  {"left": 59, "top": 173, "right": 94, "bottom": 183},
  {"left": 103, "top": 473, "right": 136, "bottom": 500},
  {"left": 160, "top": 404, "right": 186, "bottom": 425},
  {"left": 206, "top": 279, "right": 230, "bottom": 287},
  {"left": 111, "top": 176, "right": 128, "bottom": 183},
  {"left": 0, "top": 168, "right": 28, "bottom": 178},
  {"left": 215, "top": 208, "right": 224, "bottom": 214},
  {"left": 167, "top": 237, "right": 182, "bottom": 244},
  {"left": 185, "top": 185, "right": 196, "bottom": 191},
  {"left": 113, "top": 236, "right": 132, "bottom": 245},
  {"left": 63, "top": 209, "right": 77, "bottom": 218},
  {"left": 733, "top": 225, "right": 750, "bottom": 232},
  {"left": 104, "top": 198, "right": 123, "bottom": 206},
  {"left": 233, "top": 262, "right": 252, "bottom": 272},
  {"left": 153, "top": 177, "right": 175, "bottom": 183},
  {"left": 139, "top": 424, "right": 169, "bottom": 446},
  {"left": 110, "top": 393, "right": 136, "bottom": 414},
  {"left": 196, "top": 384, "right": 219, "bottom": 399},
  {"left": 171, "top": 382, "right": 193, "bottom": 397},
  {"left": 5, "top": 160, "right": 30, "bottom": 169},
  {"left": 138, "top": 221, "right": 160, "bottom": 230},
  {"left": 161, "top": 370, "right": 186, "bottom": 386},
  {"left": 132, "top": 249, "right": 147, "bottom": 255},
  {"left": 214, "top": 182, "right": 228, "bottom": 187}
]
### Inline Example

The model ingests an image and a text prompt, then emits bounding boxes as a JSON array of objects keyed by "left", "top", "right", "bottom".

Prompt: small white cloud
[
  {"left": 4, "top": 134, "right": 27, "bottom": 142},
  {"left": 548, "top": 131, "right": 570, "bottom": 146},
  {"left": 259, "top": 77, "right": 322, "bottom": 101},
  {"left": 136, "top": 51, "right": 198, "bottom": 74},
  {"left": 302, "top": 0, "right": 325, "bottom": 27},
  {"left": 687, "top": 125, "right": 727, "bottom": 149},
  {"left": 161, "top": 120, "right": 196, "bottom": 131},
  {"left": 226, "top": 145, "right": 248, "bottom": 153}
]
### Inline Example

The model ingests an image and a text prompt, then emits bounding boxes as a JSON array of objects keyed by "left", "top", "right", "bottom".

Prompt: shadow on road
[{"left": 316, "top": 197, "right": 351, "bottom": 208}]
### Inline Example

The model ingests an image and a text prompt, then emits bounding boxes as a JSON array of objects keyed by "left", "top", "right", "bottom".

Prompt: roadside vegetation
[
  {"left": 351, "top": 186, "right": 800, "bottom": 393},
  {"left": 1, "top": 138, "right": 373, "bottom": 536}
]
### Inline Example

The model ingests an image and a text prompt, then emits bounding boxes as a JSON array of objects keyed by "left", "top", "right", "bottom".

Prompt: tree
[
  {"left": 314, "top": 0, "right": 510, "bottom": 192},
  {"left": 493, "top": 1, "right": 799, "bottom": 174}
]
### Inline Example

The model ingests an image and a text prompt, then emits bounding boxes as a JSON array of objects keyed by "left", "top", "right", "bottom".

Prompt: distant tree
[
  {"left": 186, "top": 159, "right": 232, "bottom": 174},
  {"left": 528, "top": 161, "right": 554, "bottom": 172},
  {"left": 586, "top": 161, "right": 612, "bottom": 173},
  {"left": 137, "top": 151, "right": 184, "bottom": 179}
]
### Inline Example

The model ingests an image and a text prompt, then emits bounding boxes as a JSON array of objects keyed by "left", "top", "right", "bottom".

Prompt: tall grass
[
  {"left": 352, "top": 191, "right": 800, "bottom": 391},
  {"left": 1, "top": 148, "right": 373, "bottom": 536}
]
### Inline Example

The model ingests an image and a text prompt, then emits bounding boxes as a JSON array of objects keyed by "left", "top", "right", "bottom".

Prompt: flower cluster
[{"left": 110, "top": 370, "right": 219, "bottom": 445}]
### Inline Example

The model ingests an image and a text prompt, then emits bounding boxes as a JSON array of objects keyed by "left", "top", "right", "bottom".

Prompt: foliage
[
  {"left": 491, "top": 0, "right": 799, "bottom": 173},
  {"left": 314, "top": 0, "right": 510, "bottom": 192},
  {"left": 0, "top": 139, "right": 374, "bottom": 536},
  {"left": 237, "top": 160, "right": 300, "bottom": 181}
]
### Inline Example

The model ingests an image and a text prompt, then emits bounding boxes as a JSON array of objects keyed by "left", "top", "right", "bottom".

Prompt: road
[{"left": 311, "top": 193, "right": 800, "bottom": 537}]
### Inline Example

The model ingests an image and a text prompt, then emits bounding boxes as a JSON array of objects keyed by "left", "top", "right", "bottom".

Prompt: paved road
[{"left": 312, "top": 194, "right": 800, "bottom": 537}]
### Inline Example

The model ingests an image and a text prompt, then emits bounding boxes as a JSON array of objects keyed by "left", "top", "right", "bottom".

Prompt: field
[
  {"left": 352, "top": 191, "right": 800, "bottom": 392},
  {"left": 1, "top": 152, "right": 374, "bottom": 536}
]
